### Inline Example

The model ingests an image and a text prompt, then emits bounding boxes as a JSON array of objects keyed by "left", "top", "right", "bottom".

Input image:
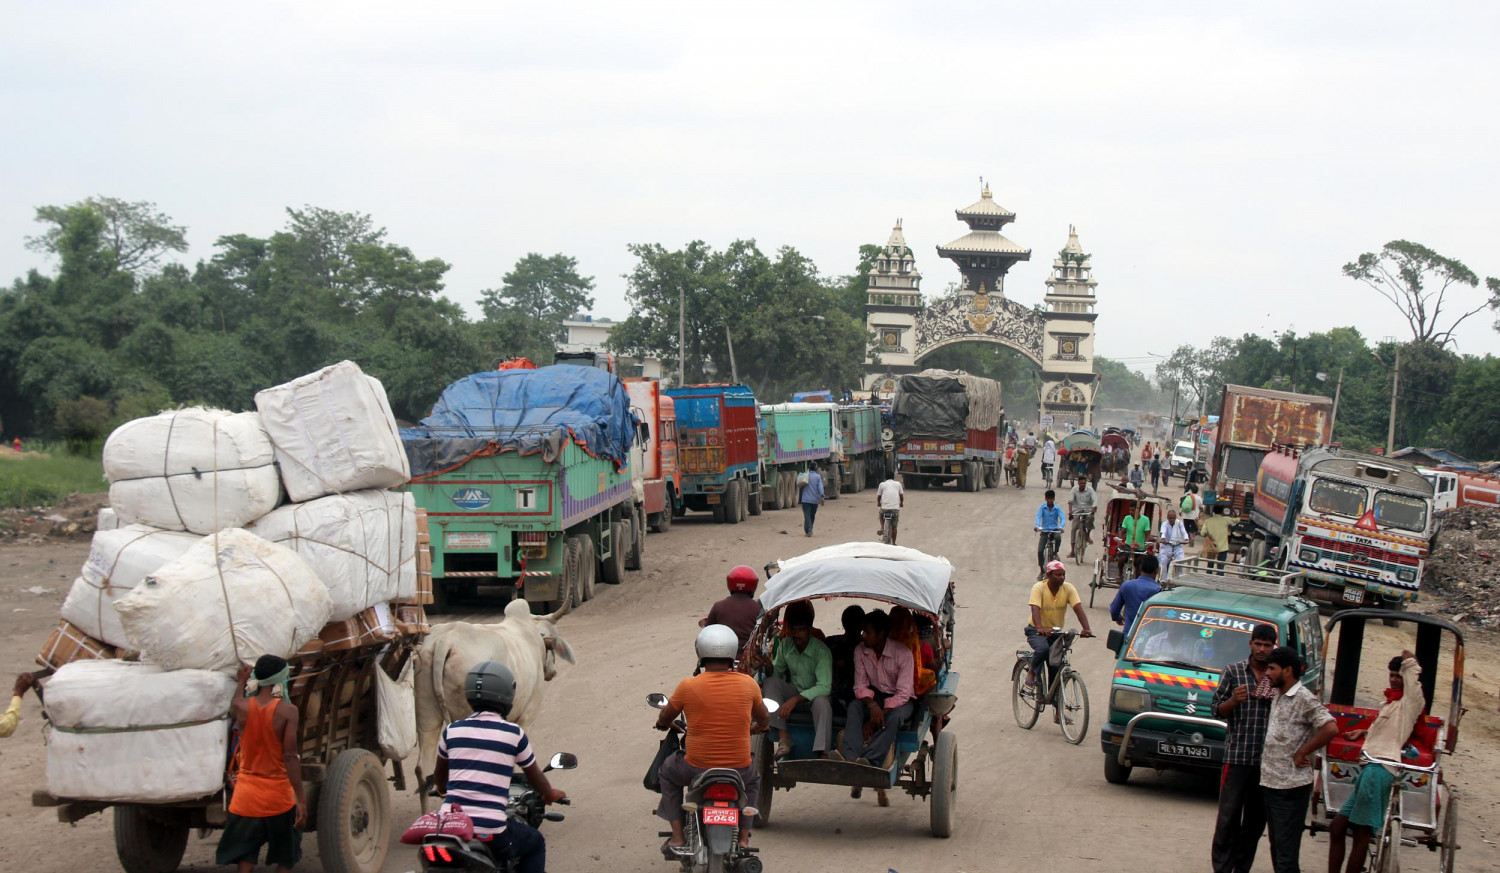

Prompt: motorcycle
[
  {"left": 646, "top": 692, "right": 776, "bottom": 873},
  {"left": 412, "top": 752, "right": 577, "bottom": 873}
]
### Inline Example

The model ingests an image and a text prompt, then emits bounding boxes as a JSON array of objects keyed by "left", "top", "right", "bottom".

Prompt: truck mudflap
[{"left": 1102, "top": 711, "right": 1227, "bottom": 768}]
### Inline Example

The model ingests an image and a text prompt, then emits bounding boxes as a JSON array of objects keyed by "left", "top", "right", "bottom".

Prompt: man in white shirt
[
  {"left": 1022, "top": 432, "right": 1037, "bottom": 451},
  {"left": 875, "top": 471, "right": 905, "bottom": 545},
  {"left": 1157, "top": 507, "right": 1189, "bottom": 575}
]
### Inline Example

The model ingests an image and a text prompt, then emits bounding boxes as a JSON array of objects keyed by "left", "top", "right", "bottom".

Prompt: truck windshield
[
  {"left": 1173, "top": 444, "right": 1193, "bottom": 459},
  {"left": 1374, "top": 491, "right": 1428, "bottom": 532},
  {"left": 1308, "top": 479, "right": 1367, "bottom": 519},
  {"left": 1223, "top": 446, "right": 1264, "bottom": 481},
  {"left": 1124, "top": 606, "right": 1255, "bottom": 673}
]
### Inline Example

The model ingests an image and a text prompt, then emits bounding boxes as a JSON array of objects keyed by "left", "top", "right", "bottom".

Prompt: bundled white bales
[
  {"left": 247, "top": 490, "right": 417, "bottom": 620},
  {"left": 60, "top": 525, "right": 202, "bottom": 649},
  {"left": 46, "top": 661, "right": 236, "bottom": 802},
  {"left": 115, "top": 529, "right": 332, "bottom": 673},
  {"left": 255, "top": 361, "right": 411, "bottom": 502},
  {"left": 96, "top": 507, "right": 119, "bottom": 532},
  {"left": 103, "top": 408, "right": 282, "bottom": 534}
]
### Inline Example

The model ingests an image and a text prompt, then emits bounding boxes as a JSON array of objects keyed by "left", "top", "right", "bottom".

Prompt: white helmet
[{"left": 696, "top": 624, "right": 739, "bottom": 660}]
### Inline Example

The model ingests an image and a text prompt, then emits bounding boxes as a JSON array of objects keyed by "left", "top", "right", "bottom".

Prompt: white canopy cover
[{"left": 763, "top": 543, "right": 954, "bottom": 615}]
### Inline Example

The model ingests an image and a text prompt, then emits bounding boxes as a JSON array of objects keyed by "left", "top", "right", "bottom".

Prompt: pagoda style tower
[
  {"left": 1039, "top": 227, "right": 1100, "bottom": 428},
  {"left": 861, "top": 221, "right": 923, "bottom": 396},
  {"left": 935, "top": 184, "right": 1032, "bottom": 294}
]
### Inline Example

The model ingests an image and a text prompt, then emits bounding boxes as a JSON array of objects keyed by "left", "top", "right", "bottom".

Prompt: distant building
[
  {"left": 1390, "top": 446, "right": 1476, "bottom": 470},
  {"left": 558, "top": 315, "right": 664, "bottom": 380}
]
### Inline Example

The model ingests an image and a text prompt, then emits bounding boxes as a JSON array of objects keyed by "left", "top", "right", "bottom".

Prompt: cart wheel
[
  {"left": 930, "top": 730, "right": 957, "bottom": 838},
  {"left": 1011, "top": 659, "right": 1041, "bottom": 730},
  {"left": 1439, "top": 790, "right": 1458, "bottom": 873},
  {"left": 1103, "top": 752, "right": 1132, "bottom": 784},
  {"left": 1059, "top": 670, "right": 1090, "bottom": 745},
  {"left": 601, "top": 522, "right": 627, "bottom": 584},
  {"left": 114, "top": 805, "right": 189, "bottom": 873},
  {"left": 752, "top": 732, "right": 774, "bottom": 828},
  {"left": 318, "top": 749, "right": 391, "bottom": 873},
  {"left": 626, "top": 508, "right": 645, "bottom": 570}
]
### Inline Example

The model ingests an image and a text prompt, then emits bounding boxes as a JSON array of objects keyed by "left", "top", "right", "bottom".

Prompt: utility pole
[
  {"left": 724, "top": 324, "right": 738, "bottom": 384},
  {"left": 677, "top": 287, "right": 685, "bottom": 386},
  {"left": 1329, "top": 367, "right": 1344, "bottom": 440},
  {"left": 1385, "top": 346, "right": 1400, "bottom": 456}
]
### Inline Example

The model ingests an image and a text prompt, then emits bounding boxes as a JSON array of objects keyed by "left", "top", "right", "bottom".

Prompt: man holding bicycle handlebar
[
  {"left": 1034, "top": 490, "right": 1066, "bottom": 581},
  {"left": 1066, "top": 476, "right": 1097, "bottom": 559},
  {"left": 1024, "top": 562, "right": 1094, "bottom": 691}
]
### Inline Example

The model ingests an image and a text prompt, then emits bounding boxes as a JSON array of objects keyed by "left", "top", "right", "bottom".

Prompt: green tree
[
  {"left": 1091, "top": 356, "right": 1169, "bottom": 413},
  {"left": 479, "top": 253, "right": 596, "bottom": 330},
  {"left": 1342, "top": 241, "right": 1495, "bottom": 347},
  {"left": 1434, "top": 355, "right": 1500, "bottom": 458},
  {"left": 27, "top": 196, "right": 188, "bottom": 274}
]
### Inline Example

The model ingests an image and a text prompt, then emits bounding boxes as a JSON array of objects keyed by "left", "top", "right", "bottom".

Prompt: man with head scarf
[{"left": 218, "top": 654, "right": 305, "bottom": 873}]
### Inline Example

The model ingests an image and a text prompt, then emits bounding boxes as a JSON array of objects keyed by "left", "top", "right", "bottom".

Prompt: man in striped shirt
[{"left": 435, "top": 661, "right": 565, "bottom": 873}]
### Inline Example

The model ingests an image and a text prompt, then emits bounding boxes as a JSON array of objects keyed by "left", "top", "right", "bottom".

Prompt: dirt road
[{"left": 3, "top": 471, "right": 1498, "bottom": 872}]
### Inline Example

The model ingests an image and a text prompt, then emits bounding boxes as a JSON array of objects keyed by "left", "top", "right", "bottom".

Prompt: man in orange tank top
[{"left": 217, "top": 655, "right": 306, "bottom": 872}]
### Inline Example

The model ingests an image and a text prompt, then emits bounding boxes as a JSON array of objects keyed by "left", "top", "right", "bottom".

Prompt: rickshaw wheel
[
  {"left": 930, "top": 731, "right": 957, "bottom": 838},
  {"left": 1011, "top": 659, "right": 1041, "bottom": 729},
  {"left": 752, "top": 733, "right": 774, "bottom": 828},
  {"left": 1438, "top": 791, "right": 1457, "bottom": 873}
]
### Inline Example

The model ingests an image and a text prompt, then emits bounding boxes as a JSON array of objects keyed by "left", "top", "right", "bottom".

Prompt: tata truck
[
  {"left": 664, "top": 383, "right": 762, "bottom": 524},
  {"left": 402, "top": 365, "right": 646, "bottom": 614},
  {"left": 1208, "top": 385, "right": 1333, "bottom": 516},
  {"left": 1249, "top": 445, "right": 1435, "bottom": 610},
  {"left": 759, "top": 402, "right": 838, "bottom": 509},
  {"left": 626, "top": 378, "right": 680, "bottom": 532},
  {"left": 836, "top": 404, "right": 886, "bottom": 493},
  {"left": 892, "top": 369, "right": 1003, "bottom": 491}
]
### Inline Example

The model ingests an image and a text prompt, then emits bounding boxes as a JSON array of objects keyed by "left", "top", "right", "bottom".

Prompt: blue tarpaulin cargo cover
[{"left": 401, "top": 365, "right": 638, "bottom": 478}]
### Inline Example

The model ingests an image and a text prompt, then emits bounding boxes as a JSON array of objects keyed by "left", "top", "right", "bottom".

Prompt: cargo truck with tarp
[
  {"left": 664, "top": 383, "right": 762, "bottom": 524},
  {"left": 1207, "top": 385, "right": 1333, "bottom": 517},
  {"left": 892, "top": 369, "right": 1003, "bottom": 491},
  {"left": 835, "top": 403, "right": 886, "bottom": 493},
  {"left": 401, "top": 365, "right": 646, "bottom": 613}
]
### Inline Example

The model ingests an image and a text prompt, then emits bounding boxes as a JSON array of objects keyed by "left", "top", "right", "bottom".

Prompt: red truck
[
  {"left": 663, "top": 384, "right": 763, "bottom": 523},
  {"left": 625, "top": 378, "right": 681, "bottom": 532}
]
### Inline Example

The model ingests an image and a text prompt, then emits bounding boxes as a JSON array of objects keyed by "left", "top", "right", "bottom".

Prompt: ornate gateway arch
[{"left": 862, "top": 185, "right": 1100, "bottom": 429}]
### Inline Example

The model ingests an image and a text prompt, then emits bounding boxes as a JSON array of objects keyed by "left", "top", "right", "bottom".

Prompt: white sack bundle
[
  {"left": 103, "top": 408, "right": 282, "bottom": 534},
  {"left": 46, "top": 660, "right": 236, "bottom": 803},
  {"left": 375, "top": 656, "right": 418, "bottom": 760},
  {"left": 247, "top": 490, "right": 417, "bottom": 620},
  {"left": 96, "top": 507, "right": 119, "bottom": 531},
  {"left": 255, "top": 361, "right": 410, "bottom": 503},
  {"left": 115, "top": 528, "right": 332, "bottom": 672},
  {"left": 60, "top": 525, "right": 202, "bottom": 649}
]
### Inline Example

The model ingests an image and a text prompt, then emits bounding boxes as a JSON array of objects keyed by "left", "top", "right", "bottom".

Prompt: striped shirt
[{"left": 437, "top": 712, "right": 535, "bottom": 834}]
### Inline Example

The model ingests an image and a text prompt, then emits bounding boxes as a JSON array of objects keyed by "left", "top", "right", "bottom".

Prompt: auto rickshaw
[
  {"left": 744, "top": 543, "right": 960, "bottom": 837},
  {"left": 1089, "top": 492, "right": 1171, "bottom": 606},
  {"left": 1308, "top": 609, "right": 1464, "bottom": 872}
]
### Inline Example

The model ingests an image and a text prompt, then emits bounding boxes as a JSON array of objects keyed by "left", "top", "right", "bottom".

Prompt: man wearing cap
[
  {"left": 218, "top": 654, "right": 306, "bottom": 873},
  {"left": 1024, "top": 562, "right": 1095, "bottom": 694}
]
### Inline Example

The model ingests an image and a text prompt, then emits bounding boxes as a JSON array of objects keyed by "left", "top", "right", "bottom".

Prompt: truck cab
[{"left": 1100, "top": 560, "right": 1323, "bottom": 785}]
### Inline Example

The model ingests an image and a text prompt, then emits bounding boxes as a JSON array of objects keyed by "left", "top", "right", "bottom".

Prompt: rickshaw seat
[{"left": 1325, "top": 705, "right": 1443, "bottom": 766}]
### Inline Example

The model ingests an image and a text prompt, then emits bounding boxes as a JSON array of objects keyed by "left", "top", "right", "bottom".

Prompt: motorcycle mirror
[
  {"left": 762, "top": 697, "right": 780, "bottom": 714},
  {"left": 549, "top": 752, "right": 578, "bottom": 770},
  {"left": 646, "top": 693, "right": 668, "bottom": 709}
]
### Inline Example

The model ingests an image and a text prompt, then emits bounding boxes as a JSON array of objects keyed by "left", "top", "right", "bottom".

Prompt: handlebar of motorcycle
[
  {"left": 545, "top": 812, "right": 566, "bottom": 822},
  {"left": 554, "top": 797, "right": 571, "bottom": 806}
]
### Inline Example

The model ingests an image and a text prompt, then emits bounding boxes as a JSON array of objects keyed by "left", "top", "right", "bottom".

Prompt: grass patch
[{"left": 0, "top": 451, "right": 107, "bottom": 508}]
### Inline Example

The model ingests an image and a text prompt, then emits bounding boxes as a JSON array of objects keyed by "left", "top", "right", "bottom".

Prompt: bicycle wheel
[
  {"left": 1058, "top": 670, "right": 1090, "bottom": 744},
  {"left": 1073, "top": 523, "right": 1087, "bottom": 566},
  {"left": 1011, "top": 658, "right": 1041, "bottom": 729}
]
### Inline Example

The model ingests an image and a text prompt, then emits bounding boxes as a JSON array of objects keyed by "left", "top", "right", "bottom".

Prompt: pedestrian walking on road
[
  {"left": 218, "top": 654, "right": 306, "bottom": 873},
  {"left": 1149, "top": 456, "right": 1161, "bottom": 492},
  {"left": 1259, "top": 647, "right": 1337, "bottom": 873},
  {"left": 1209, "top": 624, "right": 1279, "bottom": 873},
  {"left": 1129, "top": 463, "right": 1144, "bottom": 491},
  {"left": 799, "top": 465, "right": 825, "bottom": 537}
]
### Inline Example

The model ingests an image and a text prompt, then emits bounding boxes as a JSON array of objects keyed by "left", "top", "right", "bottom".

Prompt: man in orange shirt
[
  {"left": 654, "top": 625, "right": 770, "bottom": 853},
  {"left": 218, "top": 655, "right": 306, "bottom": 873}
]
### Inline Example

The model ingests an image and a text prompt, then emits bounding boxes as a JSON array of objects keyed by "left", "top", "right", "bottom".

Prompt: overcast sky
[{"left": 4, "top": 1, "right": 1497, "bottom": 374}]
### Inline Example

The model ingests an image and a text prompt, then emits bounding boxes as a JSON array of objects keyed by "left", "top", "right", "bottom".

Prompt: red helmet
[{"left": 726, "top": 565, "right": 758, "bottom": 594}]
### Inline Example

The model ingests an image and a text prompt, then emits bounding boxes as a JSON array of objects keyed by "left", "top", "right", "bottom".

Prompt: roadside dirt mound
[
  {"left": 1425, "top": 505, "right": 1500, "bottom": 627},
  {"left": 0, "top": 492, "right": 108, "bottom": 544}
]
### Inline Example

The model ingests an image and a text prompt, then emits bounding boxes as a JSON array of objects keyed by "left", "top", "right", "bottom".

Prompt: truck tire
[
  {"left": 764, "top": 474, "right": 781, "bottom": 511},
  {"left": 732, "top": 479, "right": 748, "bottom": 523},
  {"left": 626, "top": 508, "right": 645, "bottom": 570},
  {"left": 973, "top": 461, "right": 985, "bottom": 492},
  {"left": 780, "top": 471, "right": 795, "bottom": 509},
  {"left": 576, "top": 535, "right": 596, "bottom": 602},
  {"left": 317, "top": 748, "right": 391, "bottom": 873},
  {"left": 601, "top": 522, "right": 627, "bottom": 584},
  {"left": 114, "top": 805, "right": 189, "bottom": 873},
  {"left": 712, "top": 499, "right": 726, "bottom": 524},
  {"left": 544, "top": 540, "right": 579, "bottom": 614},
  {"left": 748, "top": 479, "right": 764, "bottom": 516},
  {"left": 851, "top": 458, "right": 865, "bottom": 493},
  {"left": 826, "top": 463, "right": 842, "bottom": 499},
  {"left": 566, "top": 539, "right": 585, "bottom": 609},
  {"left": 722, "top": 480, "right": 740, "bottom": 524}
]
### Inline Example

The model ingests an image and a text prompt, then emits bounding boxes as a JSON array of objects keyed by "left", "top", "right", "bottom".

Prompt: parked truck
[
  {"left": 835, "top": 403, "right": 886, "bottom": 492},
  {"left": 402, "top": 365, "right": 646, "bottom": 613},
  {"left": 1248, "top": 445, "right": 1435, "bottom": 611},
  {"left": 1208, "top": 385, "right": 1334, "bottom": 516},
  {"left": 892, "top": 369, "right": 1003, "bottom": 491},
  {"left": 1419, "top": 467, "right": 1500, "bottom": 511},
  {"left": 625, "top": 378, "right": 681, "bottom": 532},
  {"left": 758, "top": 402, "right": 839, "bottom": 509},
  {"left": 664, "top": 383, "right": 762, "bottom": 524}
]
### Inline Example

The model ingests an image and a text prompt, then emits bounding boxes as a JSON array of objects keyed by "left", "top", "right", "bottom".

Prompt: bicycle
[
  {"left": 1011, "top": 628, "right": 1091, "bottom": 744},
  {"left": 879, "top": 508, "right": 898, "bottom": 545},
  {"left": 1036, "top": 528, "right": 1062, "bottom": 569},
  {"left": 1040, "top": 463, "right": 1054, "bottom": 490},
  {"left": 1070, "top": 510, "right": 1094, "bottom": 567}
]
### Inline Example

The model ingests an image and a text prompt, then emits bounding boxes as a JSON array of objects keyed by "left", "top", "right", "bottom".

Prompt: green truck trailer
[
  {"left": 401, "top": 365, "right": 646, "bottom": 613},
  {"left": 759, "top": 402, "right": 839, "bottom": 509}
]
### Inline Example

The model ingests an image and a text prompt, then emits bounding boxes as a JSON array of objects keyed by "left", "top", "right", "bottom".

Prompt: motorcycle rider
[
  {"left": 699, "top": 566, "right": 764, "bottom": 657},
  {"left": 434, "top": 661, "right": 566, "bottom": 873},
  {"left": 654, "top": 625, "right": 771, "bottom": 855}
]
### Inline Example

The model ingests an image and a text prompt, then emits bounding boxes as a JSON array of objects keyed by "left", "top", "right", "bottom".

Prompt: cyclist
[
  {"left": 1024, "top": 561, "right": 1095, "bottom": 695},
  {"left": 1034, "top": 489, "right": 1065, "bottom": 581},
  {"left": 1065, "top": 475, "right": 1097, "bottom": 560},
  {"left": 874, "top": 470, "right": 904, "bottom": 544},
  {"left": 1039, "top": 438, "right": 1057, "bottom": 487}
]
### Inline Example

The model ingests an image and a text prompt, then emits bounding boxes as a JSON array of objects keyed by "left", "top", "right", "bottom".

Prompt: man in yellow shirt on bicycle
[{"left": 1024, "top": 561, "right": 1095, "bottom": 690}]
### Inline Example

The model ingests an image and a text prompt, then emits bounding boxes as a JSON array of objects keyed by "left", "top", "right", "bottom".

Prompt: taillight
[
  {"left": 437, "top": 846, "right": 453, "bottom": 863},
  {"left": 424, "top": 846, "right": 436, "bottom": 862},
  {"left": 703, "top": 783, "right": 738, "bottom": 801}
]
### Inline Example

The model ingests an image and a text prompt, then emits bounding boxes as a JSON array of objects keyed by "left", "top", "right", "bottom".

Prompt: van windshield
[
  {"left": 1374, "top": 491, "right": 1428, "bottom": 532},
  {"left": 1308, "top": 479, "right": 1367, "bottom": 519},
  {"left": 1173, "top": 444, "right": 1194, "bottom": 459},
  {"left": 1124, "top": 606, "right": 1257, "bottom": 673}
]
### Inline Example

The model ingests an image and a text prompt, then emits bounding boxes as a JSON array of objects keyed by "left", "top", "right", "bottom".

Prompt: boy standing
[{"left": 218, "top": 655, "right": 305, "bottom": 873}]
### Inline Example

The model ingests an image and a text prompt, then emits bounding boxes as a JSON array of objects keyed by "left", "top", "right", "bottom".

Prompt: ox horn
[{"left": 542, "top": 599, "right": 571, "bottom": 623}]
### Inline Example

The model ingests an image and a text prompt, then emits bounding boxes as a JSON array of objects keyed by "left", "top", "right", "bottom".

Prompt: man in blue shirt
[
  {"left": 1033, "top": 489, "right": 1065, "bottom": 580},
  {"left": 1110, "top": 554, "right": 1162, "bottom": 631},
  {"left": 799, "top": 465, "right": 825, "bottom": 537}
]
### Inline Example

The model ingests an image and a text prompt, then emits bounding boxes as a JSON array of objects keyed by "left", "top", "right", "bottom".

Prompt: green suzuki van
[{"left": 1099, "top": 558, "right": 1324, "bottom": 784}]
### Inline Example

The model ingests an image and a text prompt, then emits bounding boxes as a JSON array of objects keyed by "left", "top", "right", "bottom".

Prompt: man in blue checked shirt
[{"left": 1033, "top": 489, "right": 1066, "bottom": 581}]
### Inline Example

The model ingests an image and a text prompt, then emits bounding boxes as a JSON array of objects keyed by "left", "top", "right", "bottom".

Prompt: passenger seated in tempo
[
  {"left": 825, "top": 604, "right": 866, "bottom": 707},
  {"left": 761, "top": 601, "right": 834, "bottom": 760},
  {"left": 830, "top": 609, "right": 914, "bottom": 771}
]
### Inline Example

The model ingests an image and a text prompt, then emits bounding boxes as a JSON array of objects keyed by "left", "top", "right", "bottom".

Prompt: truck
[
  {"left": 1248, "top": 445, "right": 1435, "bottom": 611},
  {"left": 1419, "top": 467, "right": 1500, "bottom": 511},
  {"left": 402, "top": 365, "right": 646, "bottom": 613},
  {"left": 1207, "top": 385, "right": 1334, "bottom": 516},
  {"left": 892, "top": 369, "right": 1003, "bottom": 491},
  {"left": 664, "top": 383, "right": 762, "bottom": 524},
  {"left": 758, "top": 402, "right": 839, "bottom": 509},
  {"left": 835, "top": 403, "right": 887, "bottom": 492},
  {"left": 625, "top": 378, "right": 680, "bottom": 532}
]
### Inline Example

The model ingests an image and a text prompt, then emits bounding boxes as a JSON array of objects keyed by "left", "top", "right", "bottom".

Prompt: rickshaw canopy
[
  {"left": 764, "top": 543, "right": 954, "bottom": 615},
  {"left": 1101, "top": 432, "right": 1131, "bottom": 451},
  {"left": 1061, "top": 431, "right": 1101, "bottom": 453}
]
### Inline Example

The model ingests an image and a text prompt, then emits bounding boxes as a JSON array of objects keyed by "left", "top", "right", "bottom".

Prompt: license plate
[
  {"left": 445, "top": 532, "right": 494, "bottom": 549},
  {"left": 701, "top": 805, "right": 738, "bottom": 826},
  {"left": 706, "top": 494, "right": 721, "bottom": 504},
  {"left": 1342, "top": 586, "right": 1365, "bottom": 604},
  {"left": 1158, "top": 741, "right": 1211, "bottom": 759}
]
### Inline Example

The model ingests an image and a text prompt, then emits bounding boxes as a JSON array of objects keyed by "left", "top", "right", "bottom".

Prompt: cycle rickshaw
[
  {"left": 1308, "top": 609, "right": 1464, "bottom": 872},
  {"left": 1088, "top": 491, "right": 1171, "bottom": 606},
  {"left": 744, "top": 543, "right": 961, "bottom": 837},
  {"left": 1059, "top": 431, "right": 1103, "bottom": 489}
]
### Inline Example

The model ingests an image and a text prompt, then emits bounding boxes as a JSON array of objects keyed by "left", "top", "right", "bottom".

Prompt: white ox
[{"left": 413, "top": 598, "right": 575, "bottom": 795}]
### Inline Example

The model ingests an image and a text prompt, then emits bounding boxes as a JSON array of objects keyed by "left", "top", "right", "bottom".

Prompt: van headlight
[
  {"left": 1398, "top": 569, "right": 1417, "bottom": 583},
  {"left": 1112, "top": 688, "right": 1152, "bottom": 713},
  {"left": 1299, "top": 549, "right": 1318, "bottom": 564}
]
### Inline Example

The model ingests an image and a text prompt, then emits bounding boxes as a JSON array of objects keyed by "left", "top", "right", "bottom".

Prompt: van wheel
[{"left": 1103, "top": 753, "right": 1133, "bottom": 784}]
